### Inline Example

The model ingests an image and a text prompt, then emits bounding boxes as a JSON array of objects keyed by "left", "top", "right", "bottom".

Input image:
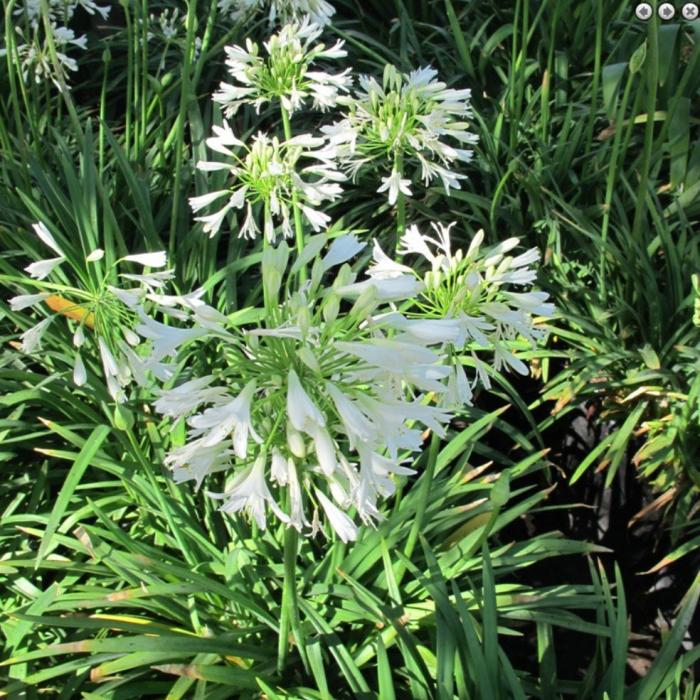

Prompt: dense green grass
[{"left": 1, "top": 0, "right": 699, "bottom": 697}]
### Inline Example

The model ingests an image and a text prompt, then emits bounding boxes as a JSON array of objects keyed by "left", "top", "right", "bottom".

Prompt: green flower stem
[
  {"left": 277, "top": 522, "right": 300, "bottom": 673},
  {"left": 168, "top": 0, "right": 198, "bottom": 252},
  {"left": 280, "top": 107, "right": 307, "bottom": 282},
  {"left": 396, "top": 430, "right": 440, "bottom": 585}
]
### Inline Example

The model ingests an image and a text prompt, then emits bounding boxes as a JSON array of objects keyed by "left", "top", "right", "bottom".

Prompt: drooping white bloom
[
  {"left": 166, "top": 439, "right": 233, "bottom": 489},
  {"left": 122, "top": 251, "right": 168, "bottom": 268},
  {"left": 287, "top": 369, "right": 326, "bottom": 433},
  {"left": 217, "top": 455, "right": 287, "bottom": 529},
  {"left": 25, "top": 256, "right": 65, "bottom": 280},
  {"left": 188, "top": 381, "right": 261, "bottom": 457},
  {"left": 315, "top": 488, "right": 358, "bottom": 542},
  {"left": 154, "top": 376, "right": 230, "bottom": 420},
  {"left": 73, "top": 352, "right": 87, "bottom": 386},
  {"left": 9, "top": 293, "right": 48, "bottom": 311},
  {"left": 86, "top": 248, "right": 104, "bottom": 262},
  {"left": 20, "top": 317, "right": 53, "bottom": 353}
]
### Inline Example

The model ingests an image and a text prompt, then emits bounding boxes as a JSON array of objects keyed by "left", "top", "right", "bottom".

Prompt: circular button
[
  {"left": 635, "top": 2, "right": 653, "bottom": 20},
  {"left": 682, "top": 3, "right": 699, "bottom": 20},
  {"left": 658, "top": 2, "right": 676, "bottom": 19}
]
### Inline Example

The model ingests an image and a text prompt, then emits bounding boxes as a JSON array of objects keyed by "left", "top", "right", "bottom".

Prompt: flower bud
[{"left": 287, "top": 425, "right": 306, "bottom": 458}]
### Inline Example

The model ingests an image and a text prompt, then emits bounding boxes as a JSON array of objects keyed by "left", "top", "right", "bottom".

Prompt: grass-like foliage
[{"left": 1, "top": 0, "right": 698, "bottom": 697}]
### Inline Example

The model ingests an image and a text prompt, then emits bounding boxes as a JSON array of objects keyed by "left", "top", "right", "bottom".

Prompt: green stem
[
  {"left": 280, "top": 107, "right": 307, "bottom": 282},
  {"left": 277, "top": 523, "right": 299, "bottom": 673},
  {"left": 168, "top": 0, "right": 198, "bottom": 252}
]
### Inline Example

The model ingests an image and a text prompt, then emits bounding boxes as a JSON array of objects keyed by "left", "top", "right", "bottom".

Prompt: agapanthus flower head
[
  {"left": 1, "top": 23, "right": 87, "bottom": 91},
  {"left": 4, "top": 0, "right": 110, "bottom": 90},
  {"left": 365, "top": 222, "right": 555, "bottom": 402},
  {"left": 191, "top": 123, "right": 345, "bottom": 239},
  {"left": 152, "top": 234, "right": 466, "bottom": 540},
  {"left": 218, "top": 0, "right": 336, "bottom": 27},
  {"left": 8, "top": 223, "right": 210, "bottom": 402},
  {"left": 323, "top": 63, "right": 478, "bottom": 202},
  {"left": 212, "top": 16, "right": 350, "bottom": 116}
]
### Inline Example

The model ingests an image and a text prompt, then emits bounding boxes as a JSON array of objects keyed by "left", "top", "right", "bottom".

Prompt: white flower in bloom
[
  {"left": 193, "top": 127, "right": 345, "bottom": 240},
  {"left": 10, "top": 222, "right": 192, "bottom": 402},
  {"left": 216, "top": 455, "right": 287, "bottom": 529},
  {"left": 25, "top": 256, "right": 65, "bottom": 280},
  {"left": 323, "top": 64, "right": 477, "bottom": 202},
  {"left": 10, "top": 293, "right": 48, "bottom": 310},
  {"left": 212, "top": 17, "right": 350, "bottom": 116},
  {"left": 166, "top": 439, "right": 233, "bottom": 489},
  {"left": 218, "top": 0, "right": 335, "bottom": 27},
  {"left": 121, "top": 251, "right": 168, "bottom": 268},
  {"left": 377, "top": 169, "right": 412, "bottom": 205},
  {"left": 2, "top": 22, "right": 89, "bottom": 91},
  {"left": 188, "top": 381, "right": 261, "bottom": 457},
  {"left": 315, "top": 488, "right": 358, "bottom": 542},
  {"left": 151, "top": 231, "right": 550, "bottom": 541},
  {"left": 20, "top": 317, "right": 53, "bottom": 353}
]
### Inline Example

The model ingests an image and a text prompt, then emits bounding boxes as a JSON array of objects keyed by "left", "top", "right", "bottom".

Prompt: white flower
[
  {"left": 166, "top": 439, "right": 233, "bottom": 489},
  {"left": 367, "top": 239, "right": 413, "bottom": 279},
  {"left": 287, "top": 369, "right": 326, "bottom": 433},
  {"left": 315, "top": 488, "right": 358, "bottom": 542},
  {"left": 331, "top": 63, "right": 477, "bottom": 199},
  {"left": 154, "top": 376, "right": 229, "bottom": 420},
  {"left": 217, "top": 455, "right": 287, "bottom": 529},
  {"left": 212, "top": 17, "right": 350, "bottom": 116},
  {"left": 25, "top": 256, "right": 65, "bottom": 280},
  {"left": 193, "top": 128, "right": 344, "bottom": 241},
  {"left": 188, "top": 381, "right": 261, "bottom": 457},
  {"left": 9, "top": 292, "right": 48, "bottom": 310},
  {"left": 135, "top": 314, "right": 206, "bottom": 361},
  {"left": 73, "top": 352, "right": 87, "bottom": 386},
  {"left": 86, "top": 248, "right": 104, "bottom": 262},
  {"left": 377, "top": 169, "right": 412, "bottom": 205},
  {"left": 121, "top": 251, "right": 168, "bottom": 268},
  {"left": 32, "top": 222, "right": 63, "bottom": 255},
  {"left": 20, "top": 317, "right": 52, "bottom": 353}
]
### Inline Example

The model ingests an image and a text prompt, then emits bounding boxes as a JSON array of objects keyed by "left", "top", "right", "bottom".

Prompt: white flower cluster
[
  {"left": 323, "top": 64, "right": 478, "bottom": 204},
  {"left": 191, "top": 124, "right": 345, "bottom": 239},
  {"left": 218, "top": 0, "right": 335, "bottom": 28},
  {"left": 3, "top": 1, "right": 110, "bottom": 90},
  {"left": 9, "top": 223, "right": 217, "bottom": 403},
  {"left": 151, "top": 230, "right": 552, "bottom": 541},
  {"left": 212, "top": 16, "right": 350, "bottom": 116}
]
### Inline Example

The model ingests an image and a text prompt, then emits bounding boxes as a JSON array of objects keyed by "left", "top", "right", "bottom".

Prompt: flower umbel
[
  {"left": 324, "top": 64, "right": 478, "bottom": 202},
  {"left": 192, "top": 125, "right": 345, "bottom": 239},
  {"left": 212, "top": 16, "right": 350, "bottom": 116}
]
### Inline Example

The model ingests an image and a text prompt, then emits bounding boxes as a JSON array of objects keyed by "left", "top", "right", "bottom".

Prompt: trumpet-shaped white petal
[
  {"left": 188, "top": 381, "right": 260, "bottom": 457},
  {"left": 287, "top": 369, "right": 326, "bottom": 433},
  {"left": 377, "top": 169, "right": 412, "bottom": 205},
  {"left": 122, "top": 251, "right": 168, "bottom": 268},
  {"left": 20, "top": 317, "right": 52, "bottom": 353},
  {"left": 25, "top": 256, "right": 65, "bottom": 280},
  {"left": 217, "top": 455, "right": 287, "bottom": 529},
  {"left": 9, "top": 292, "right": 48, "bottom": 310},
  {"left": 315, "top": 488, "right": 358, "bottom": 542}
]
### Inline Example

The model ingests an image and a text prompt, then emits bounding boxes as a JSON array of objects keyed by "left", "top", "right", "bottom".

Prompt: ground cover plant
[{"left": 0, "top": 0, "right": 699, "bottom": 697}]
